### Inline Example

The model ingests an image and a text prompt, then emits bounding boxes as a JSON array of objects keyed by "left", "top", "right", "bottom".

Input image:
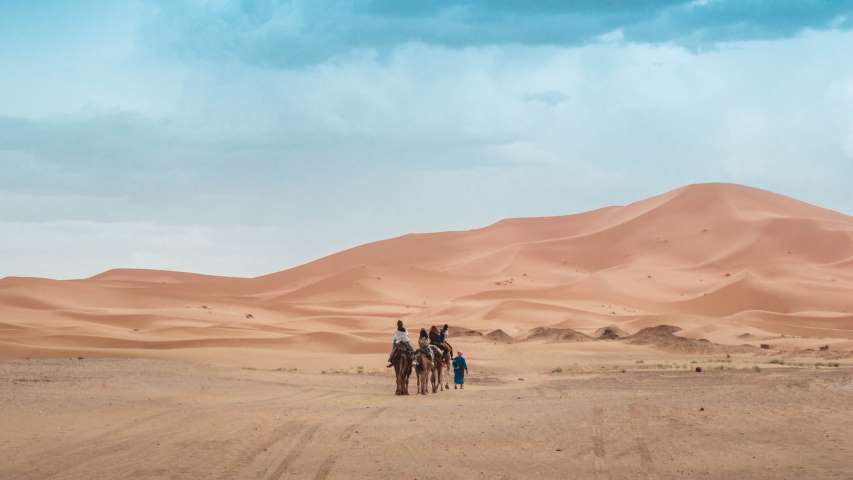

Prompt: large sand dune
[{"left": 2, "top": 182, "right": 853, "bottom": 362}]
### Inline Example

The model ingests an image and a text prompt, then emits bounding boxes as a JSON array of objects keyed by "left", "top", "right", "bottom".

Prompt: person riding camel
[
  {"left": 440, "top": 323, "right": 453, "bottom": 356},
  {"left": 429, "top": 325, "right": 446, "bottom": 357},
  {"left": 387, "top": 320, "right": 412, "bottom": 368},
  {"left": 418, "top": 327, "right": 432, "bottom": 362}
]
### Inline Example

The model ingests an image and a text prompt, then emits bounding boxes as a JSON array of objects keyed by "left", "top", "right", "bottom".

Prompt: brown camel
[
  {"left": 392, "top": 347, "right": 413, "bottom": 395},
  {"left": 440, "top": 342, "right": 453, "bottom": 389},
  {"left": 430, "top": 345, "right": 450, "bottom": 392},
  {"left": 414, "top": 349, "right": 435, "bottom": 395}
]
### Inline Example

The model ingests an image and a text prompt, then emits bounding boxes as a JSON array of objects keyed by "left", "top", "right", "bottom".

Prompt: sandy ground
[
  {"left": 2, "top": 345, "right": 852, "bottom": 480},
  {"left": 2, "top": 183, "right": 852, "bottom": 478}
]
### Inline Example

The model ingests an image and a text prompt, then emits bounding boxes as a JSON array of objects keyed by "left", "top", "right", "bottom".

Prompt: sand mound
[
  {"left": 593, "top": 325, "right": 630, "bottom": 340},
  {"left": 485, "top": 329, "right": 514, "bottom": 343},
  {"left": 526, "top": 327, "right": 591, "bottom": 343},
  {"left": 623, "top": 325, "right": 752, "bottom": 354}
]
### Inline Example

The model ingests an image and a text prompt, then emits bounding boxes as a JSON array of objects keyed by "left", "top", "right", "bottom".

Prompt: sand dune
[{"left": 2, "top": 182, "right": 852, "bottom": 361}]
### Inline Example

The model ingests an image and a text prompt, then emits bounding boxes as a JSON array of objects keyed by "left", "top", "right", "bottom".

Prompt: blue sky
[{"left": 2, "top": 0, "right": 853, "bottom": 278}]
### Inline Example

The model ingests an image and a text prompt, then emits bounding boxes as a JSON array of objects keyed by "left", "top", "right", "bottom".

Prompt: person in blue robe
[{"left": 453, "top": 351, "right": 468, "bottom": 389}]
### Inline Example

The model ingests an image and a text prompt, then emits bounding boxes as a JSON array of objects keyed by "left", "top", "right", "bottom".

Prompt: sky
[{"left": 2, "top": 0, "right": 853, "bottom": 279}]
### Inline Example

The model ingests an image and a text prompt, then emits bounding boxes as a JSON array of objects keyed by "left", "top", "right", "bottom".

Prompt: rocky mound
[
  {"left": 526, "top": 327, "right": 591, "bottom": 343},
  {"left": 485, "top": 329, "right": 514, "bottom": 343},
  {"left": 623, "top": 325, "right": 752, "bottom": 354},
  {"left": 593, "top": 325, "right": 629, "bottom": 340}
]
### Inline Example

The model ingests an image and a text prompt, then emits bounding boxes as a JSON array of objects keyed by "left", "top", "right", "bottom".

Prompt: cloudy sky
[{"left": 2, "top": 0, "right": 853, "bottom": 279}]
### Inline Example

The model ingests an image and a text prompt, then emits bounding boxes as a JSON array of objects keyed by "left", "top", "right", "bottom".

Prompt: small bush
[{"left": 551, "top": 367, "right": 563, "bottom": 374}]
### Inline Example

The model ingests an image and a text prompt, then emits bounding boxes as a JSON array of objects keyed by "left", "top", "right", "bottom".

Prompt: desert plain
[{"left": 2, "top": 183, "right": 853, "bottom": 479}]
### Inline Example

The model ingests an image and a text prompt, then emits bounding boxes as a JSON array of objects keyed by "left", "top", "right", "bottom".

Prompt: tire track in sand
[
  {"left": 216, "top": 421, "right": 298, "bottom": 480},
  {"left": 312, "top": 406, "right": 388, "bottom": 480},
  {"left": 589, "top": 407, "right": 613, "bottom": 480},
  {"left": 4, "top": 409, "right": 182, "bottom": 480},
  {"left": 627, "top": 403, "right": 658, "bottom": 480},
  {"left": 266, "top": 423, "right": 321, "bottom": 480}
]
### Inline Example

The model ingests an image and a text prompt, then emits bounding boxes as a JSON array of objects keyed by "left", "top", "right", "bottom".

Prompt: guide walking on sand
[{"left": 453, "top": 351, "right": 468, "bottom": 389}]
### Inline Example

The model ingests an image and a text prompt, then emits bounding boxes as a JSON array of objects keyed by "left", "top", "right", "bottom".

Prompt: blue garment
[{"left": 453, "top": 356, "right": 467, "bottom": 384}]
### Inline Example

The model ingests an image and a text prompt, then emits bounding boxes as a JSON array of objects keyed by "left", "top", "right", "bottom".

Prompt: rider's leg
[{"left": 387, "top": 343, "right": 399, "bottom": 366}]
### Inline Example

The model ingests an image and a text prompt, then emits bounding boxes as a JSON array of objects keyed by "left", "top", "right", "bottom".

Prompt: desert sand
[
  {"left": 2, "top": 356, "right": 852, "bottom": 479},
  {"left": 2, "top": 182, "right": 853, "bottom": 478}
]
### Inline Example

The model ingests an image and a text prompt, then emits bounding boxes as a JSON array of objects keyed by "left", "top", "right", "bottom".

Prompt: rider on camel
[
  {"left": 418, "top": 327, "right": 431, "bottom": 362},
  {"left": 429, "top": 325, "right": 447, "bottom": 357},
  {"left": 387, "top": 320, "right": 412, "bottom": 367},
  {"left": 440, "top": 323, "right": 452, "bottom": 356}
]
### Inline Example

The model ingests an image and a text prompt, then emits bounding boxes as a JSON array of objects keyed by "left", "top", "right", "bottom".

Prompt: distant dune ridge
[{"left": 2, "top": 182, "right": 852, "bottom": 360}]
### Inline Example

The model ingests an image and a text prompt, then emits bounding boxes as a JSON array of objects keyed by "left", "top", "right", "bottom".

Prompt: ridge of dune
[{"left": 2, "top": 182, "right": 852, "bottom": 359}]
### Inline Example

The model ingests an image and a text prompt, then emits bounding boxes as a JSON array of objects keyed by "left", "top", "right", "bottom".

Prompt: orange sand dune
[{"left": 2, "top": 182, "right": 852, "bottom": 360}]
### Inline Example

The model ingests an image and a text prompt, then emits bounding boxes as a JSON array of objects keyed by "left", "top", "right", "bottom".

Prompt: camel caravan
[{"left": 387, "top": 321, "right": 467, "bottom": 395}]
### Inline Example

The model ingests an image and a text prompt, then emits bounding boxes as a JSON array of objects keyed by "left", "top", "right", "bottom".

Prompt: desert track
[{"left": 2, "top": 358, "right": 852, "bottom": 479}]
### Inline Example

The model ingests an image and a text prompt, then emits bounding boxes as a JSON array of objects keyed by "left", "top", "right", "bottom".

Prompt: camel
[
  {"left": 392, "top": 347, "right": 413, "bottom": 395},
  {"left": 414, "top": 349, "right": 436, "bottom": 395},
  {"left": 429, "top": 345, "right": 450, "bottom": 392},
  {"left": 440, "top": 342, "right": 453, "bottom": 390}
]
